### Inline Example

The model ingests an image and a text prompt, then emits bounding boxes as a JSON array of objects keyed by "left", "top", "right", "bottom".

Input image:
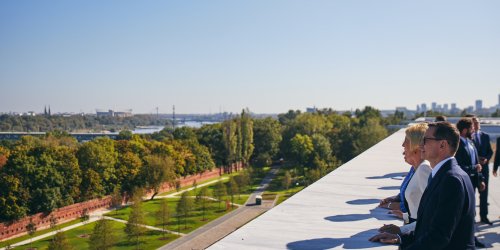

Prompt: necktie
[{"left": 427, "top": 174, "right": 433, "bottom": 186}]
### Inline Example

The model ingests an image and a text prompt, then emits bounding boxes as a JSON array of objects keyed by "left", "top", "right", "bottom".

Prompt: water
[{"left": 132, "top": 121, "right": 217, "bottom": 134}]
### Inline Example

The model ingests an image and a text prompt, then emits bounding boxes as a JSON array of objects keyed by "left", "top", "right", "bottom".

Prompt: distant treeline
[
  {"left": 0, "top": 114, "right": 168, "bottom": 132},
  {"left": 0, "top": 107, "right": 389, "bottom": 222}
]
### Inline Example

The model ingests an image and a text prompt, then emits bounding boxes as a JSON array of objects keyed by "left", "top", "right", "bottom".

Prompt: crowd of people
[{"left": 369, "top": 115, "right": 498, "bottom": 249}]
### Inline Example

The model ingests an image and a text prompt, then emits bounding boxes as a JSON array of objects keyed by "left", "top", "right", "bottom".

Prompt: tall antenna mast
[{"left": 172, "top": 105, "right": 176, "bottom": 129}]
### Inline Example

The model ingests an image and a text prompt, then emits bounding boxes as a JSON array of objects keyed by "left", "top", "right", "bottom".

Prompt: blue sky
[{"left": 1, "top": 1, "right": 499, "bottom": 114}]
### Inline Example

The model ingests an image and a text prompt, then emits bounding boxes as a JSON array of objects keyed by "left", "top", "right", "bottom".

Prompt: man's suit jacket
[
  {"left": 495, "top": 137, "right": 500, "bottom": 173},
  {"left": 400, "top": 158, "right": 475, "bottom": 250},
  {"left": 473, "top": 131, "right": 493, "bottom": 165},
  {"left": 455, "top": 138, "right": 482, "bottom": 187}
]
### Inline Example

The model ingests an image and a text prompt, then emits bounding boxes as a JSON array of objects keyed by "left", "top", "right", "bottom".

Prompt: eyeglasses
[{"left": 422, "top": 137, "right": 445, "bottom": 145}]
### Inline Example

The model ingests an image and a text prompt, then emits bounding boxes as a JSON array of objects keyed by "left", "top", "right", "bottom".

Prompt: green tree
[
  {"left": 77, "top": 137, "right": 118, "bottom": 194},
  {"left": 110, "top": 185, "right": 122, "bottom": 215},
  {"left": 142, "top": 155, "right": 176, "bottom": 200},
  {"left": 214, "top": 179, "right": 227, "bottom": 209},
  {"left": 125, "top": 195, "right": 146, "bottom": 248},
  {"left": 89, "top": 218, "right": 116, "bottom": 250},
  {"left": 196, "top": 123, "right": 225, "bottom": 167},
  {"left": 48, "top": 231, "right": 73, "bottom": 250},
  {"left": 222, "top": 119, "right": 238, "bottom": 171},
  {"left": 283, "top": 171, "right": 292, "bottom": 190},
  {"left": 176, "top": 191, "right": 194, "bottom": 230},
  {"left": 26, "top": 217, "right": 36, "bottom": 249},
  {"left": 252, "top": 118, "right": 282, "bottom": 167},
  {"left": 289, "top": 134, "right": 314, "bottom": 167},
  {"left": 196, "top": 186, "right": 210, "bottom": 221},
  {"left": 240, "top": 109, "right": 254, "bottom": 167},
  {"left": 227, "top": 177, "right": 238, "bottom": 208},
  {"left": 156, "top": 199, "right": 170, "bottom": 239}
]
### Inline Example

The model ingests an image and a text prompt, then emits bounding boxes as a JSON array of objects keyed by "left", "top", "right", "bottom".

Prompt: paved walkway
[{"left": 159, "top": 165, "right": 282, "bottom": 250}]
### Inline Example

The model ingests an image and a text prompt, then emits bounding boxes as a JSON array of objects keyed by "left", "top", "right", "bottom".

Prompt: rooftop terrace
[{"left": 209, "top": 129, "right": 500, "bottom": 249}]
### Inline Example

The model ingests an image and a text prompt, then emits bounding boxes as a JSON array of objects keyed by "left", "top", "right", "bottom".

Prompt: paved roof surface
[{"left": 209, "top": 129, "right": 500, "bottom": 249}]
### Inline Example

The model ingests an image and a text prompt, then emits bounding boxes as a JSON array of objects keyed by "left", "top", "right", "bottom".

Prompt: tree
[
  {"left": 156, "top": 199, "right": 170, "bottom": 239},
  {"left": 110, "top": 185, "right": 122, "bottom": 215},
  {"left": 196, "top": 186, "right": 210, "bottom": 221},
  {"left": 240, "top": 109, "right": 254, "bottom": 167},
  {"left": 89, "top": 218, "right": 116, "bottom": 250},
  {"left": 222, "top": 119, "right": 238, "bottom": 171},
  {"left": 227, "top": 177, "right": 239, "bottom": 208},
  {"left": 289, "top": 134, "right": 314, "bottom": 167},
  {"left": 76, "top": 137, "right": 118, "bottom": 194},
  {"left": 176, "top": 191, "right": 194, "bottom": 230},
  {"left": 283, "top": 171, "right": 292, "bottom": 190},
  {"left": 214, "top": 179, "right": 227, "bottom": 209},
  {"left": 252, "top": 118, "right": 282, "bottom": 167},
  {"left": 192, "top": 179, "right": 198, "bottom": 193},
  {"left": 125, "top": 195, "right": 146, "bottom": 248},
  {"left": 80, "top": 208, "right": 90, "bottom": 225},
  {"left": 142, "top": 155, "right": 176, "bottom": 200},
  {"left": 48, "top": 231, "right": 73, "bottom": 250},
  {"left": 26, "top": 217, "right": 37, "bottom": 249}
]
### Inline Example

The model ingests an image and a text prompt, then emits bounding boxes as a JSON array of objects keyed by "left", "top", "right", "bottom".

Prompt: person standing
[
  {"left": 494, "top": 136, "right": 500, "bottom": 178},
  {"left": 370, "top": 122, "right": 475, "bottom": 249},
  {"left": 471, "top": 116, "right": 493, "bottom": 225},
  {"left": 455, "top": 118, "right": 485, "bottom": 192}
]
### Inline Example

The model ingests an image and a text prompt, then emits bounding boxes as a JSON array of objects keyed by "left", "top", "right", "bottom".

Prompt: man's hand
[
  {"left": 369, "top": 232, "right": 400, "bottom": 244},
  {"left": 479, "top": 157, "right": 488, "bottom": 165},
  {"left": 476, "top": 164, "right": 482, "bottom": 173},
  {"left": 379, "top": 224, "right": 401, "bottom": 234},
  {"left": 388, "top": 210, "right": 403, "bottom": 219},
  {"left": 479, "top": 181, "right": 486, "bottom": 192},
  {"left": 494, "top": 169, "right": 498, "bottom": 177}
]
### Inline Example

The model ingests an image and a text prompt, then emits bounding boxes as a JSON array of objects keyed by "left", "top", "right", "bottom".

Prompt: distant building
[
  {"left": 475, "top": 100, "right": 483, "bottom": 111},
  {"left": 96, "top": 109, "right": 132, "bottom": 117},
  {"left": 421, "top": 103, "right": 427, "bottom": 112},
  {"left": 306, "top": 107, "right": 317, "bottom": 113}
]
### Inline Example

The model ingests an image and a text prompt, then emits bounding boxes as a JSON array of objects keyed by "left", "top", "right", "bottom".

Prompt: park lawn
[
  {"left": 106, "top": 197, "right": 235, "bottom": 234},
  {"left": 14, "top": 220, "right": 178, "bottom": 250},
  {"left": 0, "top": 219, "right": 82, "bottom": 248}
]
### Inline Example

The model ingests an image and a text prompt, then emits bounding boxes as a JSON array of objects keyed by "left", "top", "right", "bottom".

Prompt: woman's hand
[{"left": 388, "top": 209, "right": 403, "bottom": 219}]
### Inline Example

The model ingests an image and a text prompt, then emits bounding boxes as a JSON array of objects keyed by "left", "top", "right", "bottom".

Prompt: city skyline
[{"left": 1, "top": 1, "right": 500, "bottom": 114}]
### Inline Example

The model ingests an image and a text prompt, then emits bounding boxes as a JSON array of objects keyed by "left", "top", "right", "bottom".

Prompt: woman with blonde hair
[{"left": 378, "top": 123, "right": 432, "bottom": 235}]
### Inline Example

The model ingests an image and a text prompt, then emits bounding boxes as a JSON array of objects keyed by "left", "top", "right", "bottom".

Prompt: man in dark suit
[
  {"left": 471, "top": 116, "right": 493, "bottom": 224},
  {"left": 370, "top": 122, "right": 475, "bottom": 249},
  {"left": 455, "top": 118, "right": 485, "bottom": 192},
  {"left": 494, "top": 136, "right": 500, "bottom": 178}
]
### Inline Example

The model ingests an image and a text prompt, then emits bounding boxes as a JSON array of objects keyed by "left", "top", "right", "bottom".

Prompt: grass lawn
[
  {"left": 12, "top": 220, "right": 179, "bottom": 250},
  {"left": 106, "top": 197, "right": 236, "bottom": 234},
  {"left": 0, "top": 219, "right": 82, "bottom": 248}
]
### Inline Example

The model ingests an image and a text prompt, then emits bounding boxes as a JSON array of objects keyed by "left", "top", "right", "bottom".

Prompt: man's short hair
[
  {"left": 434, "top": 115, "right": 447, "bottom": 122},
  {"left": 428, "top": 121, "right": 460, "bottom": 154},
  {"left": 456, "top": 118, "right": 473, "bottom": 132}
]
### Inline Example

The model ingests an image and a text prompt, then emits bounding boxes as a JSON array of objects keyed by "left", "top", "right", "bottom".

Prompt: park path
[
  {"left": 158, "top": 164, "right": 282, "bottom": 250},
  {"left": 0, "top": 175, "right": 234, "bottom": 250}
]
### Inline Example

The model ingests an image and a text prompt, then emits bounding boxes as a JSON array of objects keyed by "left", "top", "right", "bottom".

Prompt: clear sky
[{"left": 1, "top": 1, "right": 499, "bottom": 114}]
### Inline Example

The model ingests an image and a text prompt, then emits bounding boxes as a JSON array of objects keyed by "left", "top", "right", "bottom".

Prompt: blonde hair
[{"left": 405, "top": 123, "right": 428, "bottom": 152}]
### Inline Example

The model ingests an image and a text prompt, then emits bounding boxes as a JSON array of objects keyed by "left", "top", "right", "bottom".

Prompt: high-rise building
[
  {"left": 475, "top": 100, "right": 483, "bottom": 111},
  {"left": 443, "top": 104, "right": 449, "bottom": 112},
  {"left": 498, "top": 94, "right": 500, "bottom": 107},
  {"left": 431, "top": 102, "right": 437, "bottom": 111},
  {"left": 421, "top": 103, "right": 427, "bottom": 112}
]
